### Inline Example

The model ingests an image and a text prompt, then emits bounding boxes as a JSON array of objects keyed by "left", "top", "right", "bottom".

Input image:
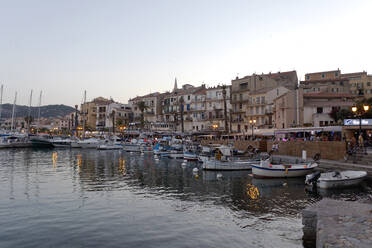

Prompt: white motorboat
[
  {"left": 52, "top": 137, "right": 72, "bottom": 148},
  {"left": 202, "top": 146, "right": 258, "bottom": 170},
  {"left": 305, "top": 170, "right": 367, "bottom": 189},
  {"left": 203, "top": 159, "right": 257, "bottom": 170},
  {"left": 98, "top": 136, "right": 123, "bottom": 150},
  {"left": 78, "top": 138, "right": 101, "bottom": 149},
  {"left": 167, "top": 150, "right": 184, "bottom": 159},
  {"left": 252, "top": 154, "right": 319, "bottom": 178},
  {"left": 0, "top": 134, "right": 32, "bottom": 148},
  {"left": 123, "top": 139, "right": 142, "bottom": 152}
]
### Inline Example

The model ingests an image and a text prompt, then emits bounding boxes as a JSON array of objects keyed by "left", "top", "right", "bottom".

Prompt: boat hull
[
  {"left": 183, "top": 153, "right": 198, "bottom": 161},
  {"left": 252, "top": 164, "right": 317, "bottom": 178},
  {"left": 123, "top": 144, "right": 141, "bottom": 152},
  {"left": 316, "top": 171, "right": 367, "bottom": 189},
  {"left": 203, "top": 160, "right": 257, "bottom": 170}
]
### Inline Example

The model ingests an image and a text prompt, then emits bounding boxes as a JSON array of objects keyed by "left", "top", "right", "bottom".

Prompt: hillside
[{"left": 0, "top": 104, "right": 75, "bottom": 119}]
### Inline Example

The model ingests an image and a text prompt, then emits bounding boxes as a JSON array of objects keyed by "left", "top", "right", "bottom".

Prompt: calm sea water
[{"left": 0, "top": 149, "right": 371, "bottom": 248}]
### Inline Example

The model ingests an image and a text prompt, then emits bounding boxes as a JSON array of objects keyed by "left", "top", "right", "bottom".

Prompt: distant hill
[{"left": 0, "top": 104, "right": 75, "bottom": 119}]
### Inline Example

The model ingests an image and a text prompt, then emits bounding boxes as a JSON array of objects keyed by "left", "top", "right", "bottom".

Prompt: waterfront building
[
  {"left": 342, "top": 71, "right": 372, "bottom": 98},
  {"left": 273, "top": 88, "right": 304, "bottom": 129},
  {"left": 128, "top": 92, "right": 161, "bottom": 129},
  {"left": 81, "top": 97, "right": 114, "bottom": 130},
  {"left": 305, "top": 69, "right": 372, "bottom": 99},
  {"left": 204, "top": 85, "right": 231, "bottom": 132},
  {"left": 230, "top": 71, "right": 298, "bottom": 133},
  {"left": 158, "top": 82, "right": 206, "bottom": 132},
  {"left": 301, "top": 75, "right": 354, "bottom": 127}
]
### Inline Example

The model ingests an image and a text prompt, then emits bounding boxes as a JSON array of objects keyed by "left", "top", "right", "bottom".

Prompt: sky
[{"left": 0, "top": 0, "right": 371, "bottom": 107}]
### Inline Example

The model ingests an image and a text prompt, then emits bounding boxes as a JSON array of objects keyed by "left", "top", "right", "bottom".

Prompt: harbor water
[{"left": 0, "top": 149, "right": 371, "bottom": 248}]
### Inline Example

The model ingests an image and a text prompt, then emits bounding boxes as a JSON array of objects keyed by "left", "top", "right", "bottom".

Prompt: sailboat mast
[
  {"left": 11, "top": 92, "right": 17, "bottom": 132},
  {"left": 37, "top": 91, "right": 42, "bottom": 133},
  {"left": 28, "top": 90, "right": 33, "bottom": 133},
  {"left": 0, "top": 84, "right": 3, "bottom": 121},
  {"left": 83, "top": 90, "right": 86, "bottom": 138}
]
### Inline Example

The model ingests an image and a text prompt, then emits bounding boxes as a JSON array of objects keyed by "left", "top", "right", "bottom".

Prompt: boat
[
  {"left": 78, "top": 137, "right": 101, "bottom": 149},
  {"left": 166, "top": 150, "right": 184, "bottom": 159},
  {"left": 251, "top": 153, "right": 319, "bottom": 178},
  {"left": 0, "top": 134, "right": 32, "bottom": 148},
  {"left": 98, "top": 136, "right": 123, "bottom": 150},
  {"left": 140, "top": 143, "right": 153, "bottom": 153},
  {"left": 202, "top": 146, "right": 259, "bottom": 170},
  {"left": 70, "top": 137, "right": 81, "bottom": 148},
  {"left": 51, "top": 136, "right": 72, "bottom": 148},
  {"left": 123, "top": 139, "right": 142, "bottom": 152},
  {"left": 305, "top": 170, "right": 367, "bottom": 189},
  {"left": 29, "top": 134, "right": 55, "bottom": 148}
]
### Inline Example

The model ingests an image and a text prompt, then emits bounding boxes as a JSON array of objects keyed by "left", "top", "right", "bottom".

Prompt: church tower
[{"left": 173, "top": 78, "right": 178, "bottom": 92}]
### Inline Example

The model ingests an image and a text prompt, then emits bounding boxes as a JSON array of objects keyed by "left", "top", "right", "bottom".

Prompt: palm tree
[
  {"left": 24, "top": 115, "right": 34, "bottom": 133},
  {"left": 136, "top": 101, "right": 148, "bottom": 130},
  {"left": 179, "top": 96, "right": 184, "bottom": 133},
  {"left": 109, "top": 110, "right": 116, "bottom": 134}
]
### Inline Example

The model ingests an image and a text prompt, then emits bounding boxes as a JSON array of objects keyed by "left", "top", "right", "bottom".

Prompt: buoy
[
  {"left": 192, "top": 168, "right": 199, "bottom": 173},
  {"left": 217, "top": 173, "right": 223, "bottom": 179}
]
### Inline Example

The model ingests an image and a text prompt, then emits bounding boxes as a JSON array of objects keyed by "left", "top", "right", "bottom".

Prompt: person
[{"left": 358, "top": 133, "right": 366, "bottom": 154}]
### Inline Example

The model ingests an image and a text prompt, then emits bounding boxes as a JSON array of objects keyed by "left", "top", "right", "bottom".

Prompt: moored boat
[
  {"left": 29, "top": 134, "right": 55, "bottom": 148},
  {"left": 252, "top": 153, "right": 319, "bottom": 178},
  {"left": 305, "top": 170, "right": 367, "bottom": 189}
]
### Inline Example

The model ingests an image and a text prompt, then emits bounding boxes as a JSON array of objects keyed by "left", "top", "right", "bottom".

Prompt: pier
[{"left": 302, "top": 198, "right": 372, "bottom": 247}]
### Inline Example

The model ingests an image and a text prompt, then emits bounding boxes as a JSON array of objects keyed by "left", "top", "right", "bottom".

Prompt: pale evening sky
[{"left": 0, "top": 0, "right": 371, "bottom": 107}]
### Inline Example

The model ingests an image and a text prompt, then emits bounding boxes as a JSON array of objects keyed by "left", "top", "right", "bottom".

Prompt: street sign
[{"left": 344, "top": 119, "right": 372, "bottom": 126}]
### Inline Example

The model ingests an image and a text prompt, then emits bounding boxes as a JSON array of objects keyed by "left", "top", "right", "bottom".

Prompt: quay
[
  {"left": 272, "top": 154, "right": 372, "bottom": 179},
  {"left": 302, "top": 199, "right": 372, "bottom": 247}
]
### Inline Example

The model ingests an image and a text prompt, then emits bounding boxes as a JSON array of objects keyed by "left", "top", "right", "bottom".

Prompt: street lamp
[
  {"left": 351, "top": 105, "right": 370, "bottom": 139},
  {"left": 249, "top": 119, "right": 256, "bottom": 140}
]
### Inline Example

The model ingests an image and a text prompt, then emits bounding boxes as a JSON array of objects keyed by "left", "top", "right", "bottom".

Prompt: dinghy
[{"left": 305, "top": 170, "right": 367, "bottom": 189}]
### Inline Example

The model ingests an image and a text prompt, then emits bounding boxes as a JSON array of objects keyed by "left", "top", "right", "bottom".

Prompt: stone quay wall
[
  {"left": 200, "top": 139, "right": 346, "bottom": 161},
  {"left": 267, "top": 141, "right": 346, "bottom": 161}
]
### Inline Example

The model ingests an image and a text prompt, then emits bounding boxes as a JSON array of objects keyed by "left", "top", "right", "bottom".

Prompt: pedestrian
[{"left": 358, "top": 133, "right": 366, "bottom": 154}]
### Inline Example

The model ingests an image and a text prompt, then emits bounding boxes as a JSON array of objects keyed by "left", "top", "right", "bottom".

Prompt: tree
[
  {"left": 109, "top": 110, "right": 116, "bottom": 134},
  {"left": 136, "top": 101, "right": 148, "bottom": 130},
  {"left": 24, "top": 115, "right": 34, "bottom": 132},
  {"left": 329, "top": 108, "right": 353, "bottom": 123},
  {"left": 179, "top": 96, "right": 184, "bottom": 133}
]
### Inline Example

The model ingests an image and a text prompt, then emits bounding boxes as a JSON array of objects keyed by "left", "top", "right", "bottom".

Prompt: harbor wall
[
  {"left": 267, "top": 141, "right": 346, "bottom": 161},
  {"left": 200, "top": 139, "right": 346, "bottom": 161}
]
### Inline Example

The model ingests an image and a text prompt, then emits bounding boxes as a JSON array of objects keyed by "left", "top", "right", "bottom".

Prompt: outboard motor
[{"left": 305, "top": 171, "right": 321, "bottom": 187}]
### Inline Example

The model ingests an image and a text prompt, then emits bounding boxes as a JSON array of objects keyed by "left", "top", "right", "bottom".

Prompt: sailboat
[{"left": 29, "top": 91, "right": 54, "bottom": 148}]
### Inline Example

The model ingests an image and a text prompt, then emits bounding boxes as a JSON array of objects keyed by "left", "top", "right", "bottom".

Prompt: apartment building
[
  {"left": 159, "top": 83, "right": 206, "bottom": 132},
  {"left": 81, "top": 97, "right": 114, "bottom": 130},
  {"left": 342, "top": 71, "right": 372, "bottom": 98},
  {"left": 230, "top": 71, "right": 298, "bottom": 133},
  {"left": 301, "top": 73, "right": 354, "bottom": 127},
  {"left": 204, "top": 85, "right": 231, "bottom": 132},
  {"left": 128, "top": 92, "right": 161, "bottom": 124},
  {"left": 273, "top": 88, "right": 304, "bottom": 129}
]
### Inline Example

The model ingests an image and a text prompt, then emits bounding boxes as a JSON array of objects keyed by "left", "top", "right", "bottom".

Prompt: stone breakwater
[{"left": 302, "top": 199, "right": 372, "bottom": 247}]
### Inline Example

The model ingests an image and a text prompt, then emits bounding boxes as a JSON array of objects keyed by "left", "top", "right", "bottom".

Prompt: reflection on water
[{"left": 0, "top": 149, "right": 371, "bottom": 248}]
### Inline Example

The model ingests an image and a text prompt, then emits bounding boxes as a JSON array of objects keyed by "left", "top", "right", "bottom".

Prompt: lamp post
[
  {"left": 249, "top": 119, "right": 256, "bottom": 140},
  {"left": 351, "top": 105, "right": 370, "bottom": 137}
]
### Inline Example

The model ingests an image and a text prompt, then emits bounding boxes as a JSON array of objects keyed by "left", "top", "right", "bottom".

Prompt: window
[
  {"left": 321, "top": 73, "right": 325, "bottom": 78},
  {"left": 187, "top": 95, "right": 190, "bottom": 100},
  {"left": 261, "top": 96, "right": 265, "bottom": 104},
  {"left": 335, "top": 72, "right": 339, "bottom": 77},
  {"left": 256, "top": 106, "right": 259, "bottom": 114},
  {"left": 239, "top": 103, "right": 242, "bottom": 109},
  {"left": 277, "top": 88, "right": 279, "bottom": 96},
  {"left": 306, "top": 75, "right": 310, "bottom": 80},
  {"left": 240, "top": 83, "right": 248, "bottom": 90},
  {"left": 317, "top": 107, "right": 323, "bottom": 114},
  {"left": 367, "top": 82, "right": 371, "bottom": 87},
  {"left": 256, "top": 97, "right": 260, "bottom": 104},
  {"left": 239, "top": 94, "right": 243, "bottom": 101}
]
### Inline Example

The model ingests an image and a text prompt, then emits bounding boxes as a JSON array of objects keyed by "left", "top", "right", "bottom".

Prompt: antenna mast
[{"left": 28, "top": 90, "right": 33, "bottom": 133}]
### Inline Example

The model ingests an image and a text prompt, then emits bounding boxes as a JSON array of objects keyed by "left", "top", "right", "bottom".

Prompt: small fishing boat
[
  {"left": 305, "top": 170, "right": 367, "bottom": 189},
  {"left": 252, "top": 153, "right": 319, "bottom": 178},
  {"left": 202, "top": 146, "right": 258, "bottom": 170}
]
